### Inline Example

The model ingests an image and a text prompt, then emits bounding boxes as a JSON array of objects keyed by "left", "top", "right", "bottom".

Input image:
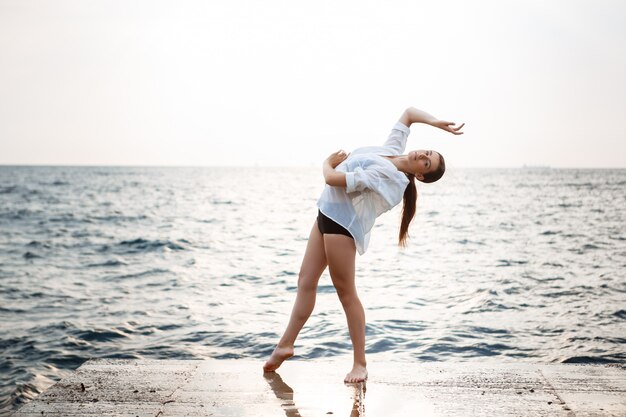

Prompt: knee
[
  {"left": 335, "top": 286, "right": 358, "bottom": 307},
  {"left": 297, "top": 273, "right": 317, "bottom": 292}
]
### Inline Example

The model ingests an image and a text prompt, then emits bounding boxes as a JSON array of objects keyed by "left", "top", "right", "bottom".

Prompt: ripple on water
[
  {"left": 103, "top": 268, "right": 171, "bottom": 282},
  {"left": 496, "top": 259, "right": 529, "bottom": 267},
  {"left": 540, "top": 289, "right": 581, "bottom": 298},
  {"left": 540, "top": 230, "right": 561, "bottom": 235},
  {"left": 75, "top": 328, "right": 130, "bottom": 343},
  {"left": 421, "top": 340, "right": 527, "bottom": 359},
  {"left": 367, "top": 337, "right": 404, "bottom": 353},
  {"left": 561, "top": 355, "right": 623, "bottom": 364},
  {"left": 613, "top": 310, "right": 626, "bottom": 320},
  {"left": 26, "top": 240, "right": 51, "bottom": 248},
  {"left": 86, "top": 259, "right": 128, "bottom": 267},
  {"left": 118, "top": 238, "right": 187, "bottom": 252}
]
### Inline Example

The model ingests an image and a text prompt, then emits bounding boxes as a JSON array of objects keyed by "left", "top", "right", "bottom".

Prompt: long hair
[
  {"left": 398, "top": 153, "right": 446, "bottom": 246},
  {"left": 398, "top": 173, "right": 417, "bottom": 247}
]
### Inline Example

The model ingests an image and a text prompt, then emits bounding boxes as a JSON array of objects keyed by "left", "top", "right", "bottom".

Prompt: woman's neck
[{"left": 383, "top": 155, "right": 410, "bottom": 174}]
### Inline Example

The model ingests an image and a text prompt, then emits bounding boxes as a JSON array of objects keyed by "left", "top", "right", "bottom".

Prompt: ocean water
[{"left": 1, "top": 166, "right": 625, "bottom": 415}]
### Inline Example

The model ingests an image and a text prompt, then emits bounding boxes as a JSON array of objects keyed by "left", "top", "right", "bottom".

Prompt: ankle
[
  {"left": 276, "top": 343, "right": 294, "bottom": 350},
  {"left": 354, "top": 359, "right": 367, "bottom": 368}
]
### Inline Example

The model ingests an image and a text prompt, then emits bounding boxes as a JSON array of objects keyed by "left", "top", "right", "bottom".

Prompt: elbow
[
  {"left": 325, "top": 172, "right": 346, "bottom": 187},
  {"left": 324, "top": 176, "right": 338, "bottom": 187},
  {"left": 400, "top": 107, "right": 414, "bottom": 127}
]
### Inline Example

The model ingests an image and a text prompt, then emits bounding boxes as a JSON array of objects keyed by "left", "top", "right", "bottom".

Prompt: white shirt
[{"left": 317, "top": 122, "right": 411, "bottom": 255}]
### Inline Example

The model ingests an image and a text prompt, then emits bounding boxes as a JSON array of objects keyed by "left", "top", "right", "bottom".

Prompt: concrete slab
[{"left": 11, "top": 359, "right": 626, "bottom": 416}]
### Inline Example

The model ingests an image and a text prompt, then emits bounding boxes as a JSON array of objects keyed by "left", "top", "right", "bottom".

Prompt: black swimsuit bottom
[{"left": 317, "top": 210, "right": 353, "bottom": 239}]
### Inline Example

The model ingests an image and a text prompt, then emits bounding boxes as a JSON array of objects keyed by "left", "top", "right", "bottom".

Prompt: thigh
[
  {"left": 297, "top": 220, "right": 328, "bottom": 291},
  {"left": 323, "top": 234, "right": 357, "bottom": 293}
]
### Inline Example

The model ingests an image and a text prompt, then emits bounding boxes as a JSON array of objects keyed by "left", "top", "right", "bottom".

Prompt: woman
[{"left": 263, "top": 107, "right": 464, "bottom": 383}]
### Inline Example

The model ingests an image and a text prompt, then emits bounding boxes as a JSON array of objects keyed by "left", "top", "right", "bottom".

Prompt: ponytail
[
  {"left": 398, "top": 173, "right": 417, "bottom": 247},
  {"left": 398, "top": 152, "right": 446, "bottom": 246}
]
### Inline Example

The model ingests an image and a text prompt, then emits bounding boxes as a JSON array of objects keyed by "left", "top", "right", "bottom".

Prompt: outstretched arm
[{"left": 399, "top": 107, "right": 464, "bottom": 135}]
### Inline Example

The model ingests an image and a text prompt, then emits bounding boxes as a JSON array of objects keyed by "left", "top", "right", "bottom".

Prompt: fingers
[
  {"left": 448, "top": 122, "right": 465, "bottom": 135},
  {"left": 435, "top": 119, "right": 465, "bottom": 135},
  {"left": 441, "top": 120, "right": 464, "bottom": 128},
  {"left": 328, "top": 150, "right": 349, "bottom": 162},
  {"left": 439, "top": 120, "right": 464, "bottom": 135}
]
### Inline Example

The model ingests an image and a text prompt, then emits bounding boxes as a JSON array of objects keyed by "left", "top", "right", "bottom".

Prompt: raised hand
[
  {"left": 326, "top": 150, "right": 349, "bottom": 168},
  {"left": 432, "top": 120, "right": 465, "bottom": 135}
]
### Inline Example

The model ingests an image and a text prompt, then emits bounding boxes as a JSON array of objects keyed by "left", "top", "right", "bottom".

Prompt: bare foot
[
  {"left": 263, "top": 345, "right": 294, "bottom": 372},
  {"left": 344, "top": 364, "right": 368, "bottom": 383}
]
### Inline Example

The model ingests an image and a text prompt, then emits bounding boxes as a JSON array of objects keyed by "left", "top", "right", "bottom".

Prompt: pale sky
[{"left": 0, "top": 0, "right": 625, "bottom": 167}]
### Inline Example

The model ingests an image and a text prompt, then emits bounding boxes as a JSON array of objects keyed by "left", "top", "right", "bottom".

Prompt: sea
[{"left": 1, "top": 166, "right": 625, "bottom": 415}]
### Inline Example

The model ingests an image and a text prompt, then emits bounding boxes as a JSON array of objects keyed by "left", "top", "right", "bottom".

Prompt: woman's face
[{"left": 408, "top": 150, "right": 440, "bottom": 179}]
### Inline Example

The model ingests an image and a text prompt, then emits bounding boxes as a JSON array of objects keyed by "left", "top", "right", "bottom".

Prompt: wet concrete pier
[{"left": 11, "top": 359, "right": 626, "bottom": 416}]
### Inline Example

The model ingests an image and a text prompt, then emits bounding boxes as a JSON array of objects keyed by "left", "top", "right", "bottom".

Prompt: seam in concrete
[
  {"left": 538, "top": 369, "right": 576, "bottom": 417},
  {"left": 153, "top": 363, "right": 200, "bottom": 417}
]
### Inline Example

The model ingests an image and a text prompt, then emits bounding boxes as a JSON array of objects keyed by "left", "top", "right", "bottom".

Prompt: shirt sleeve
[
  {"left": 382, "top": 122, "right": 411, "bottom": 155},
  {"left": 345, "top": 167, "right": 366, "bottom": 194},
  {"left": 345, "top": 165, "right": 408, "bottom": 207},
  {"left": 345, "top": 166, "right": 387, "bottom": 194}
]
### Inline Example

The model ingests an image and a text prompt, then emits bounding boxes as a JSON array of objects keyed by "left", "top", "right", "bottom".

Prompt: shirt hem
[{"left": 316, "top": 206, "right": 357, "bottom": 242}]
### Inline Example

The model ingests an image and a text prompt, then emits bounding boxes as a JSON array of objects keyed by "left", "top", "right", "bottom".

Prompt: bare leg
[
  {"left": 263, "top": 221, "right": 327, "bottom": 372},
  {"left": 323, "top": 234, "right": 367, "bottom": 383}
]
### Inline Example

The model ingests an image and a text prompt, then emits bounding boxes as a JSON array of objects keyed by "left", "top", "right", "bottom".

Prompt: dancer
[{"left": 263, "top": 107, "right": 464, "bottom": 382}]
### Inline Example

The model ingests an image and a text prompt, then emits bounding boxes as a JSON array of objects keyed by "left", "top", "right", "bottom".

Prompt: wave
[
  {"left": 0, "top": 185, "right": 19, "bottom": 194},
  {"left": 0, "top": 208, "right": 43, "bottom": 220},
  {"left": 86, "top": 259, "right": 128, "bottom": 267},
  {"left": 496, "top": 259, "right": 528, "bottom": 267},
  {"left": 75, "top": 328, "right": 130, "bottom": 343},
  {"left": 117, "top": 238, "right": 187, "bottom": 252},
  {"left": 613, "top": 310, "right": 626, "bottom": 320},
  {"left": 37, "top": 180, "right": 69, "bottom": 186},
  {"left": 0, "top": 382, "right": 43, "bottom": 413},
  {"left": 456, "top": 238, "right": 485, "bottom": 245},
  {"left": 561, "top": 356, "right": 622, "bottom": 364},
  {"left": 103, "top": 268, "right": 170, "bottom": 281},
  {"left": 89, "top": 214, "right": 149, "bottom": 223},
  {"left": 420, "top": 341, "right": 521, "bottom": 358},
  {"left": 540, "top": 230, "right": 560, "bottom": 235},
  {"left": 26, "top": 241, "right": 50, "bottom": 248}
]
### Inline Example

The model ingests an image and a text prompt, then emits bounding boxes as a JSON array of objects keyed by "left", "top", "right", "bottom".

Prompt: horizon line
[{"left": 1, "top": 164, "right": 626, "bottom": 170}]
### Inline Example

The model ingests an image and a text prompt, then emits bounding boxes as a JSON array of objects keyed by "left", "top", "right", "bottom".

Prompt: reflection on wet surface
[
  {"left": 260, "top": 360, "right": 437, "bottom": 417},
  {"left": 264, "top": 372, "right": 303, "bottom": 417},
  {"left": 264, "top": 371, "right": 365, "bottom": 417}
]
